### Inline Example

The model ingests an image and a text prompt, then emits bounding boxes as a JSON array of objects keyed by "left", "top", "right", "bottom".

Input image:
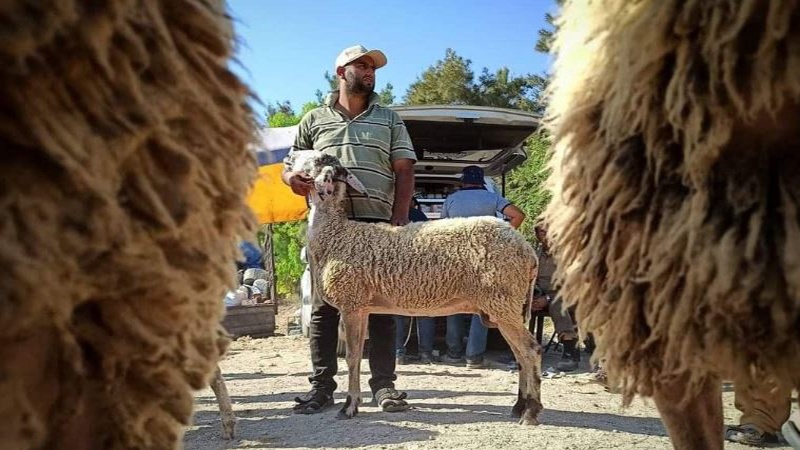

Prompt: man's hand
[
  {"left": 390, "top": 213, "right": 410, "bottom": 227},
  {"left": 286, "top": 172, "right": 314, "bottom": 196},
  {"left": 530, "top": 294, "right": 549, "bottom": 312}
]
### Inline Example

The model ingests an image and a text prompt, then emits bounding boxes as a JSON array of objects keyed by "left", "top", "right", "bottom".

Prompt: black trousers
[{"left": 307, "top": 218, "right": 397, "bottom": 396}]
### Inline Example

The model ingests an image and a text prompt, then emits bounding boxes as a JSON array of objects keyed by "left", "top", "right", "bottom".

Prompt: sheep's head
[{"left": 284, "top": 151, "right": 367, "bottom": 203}]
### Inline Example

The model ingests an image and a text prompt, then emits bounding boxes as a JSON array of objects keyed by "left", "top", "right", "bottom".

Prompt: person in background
[
  {"left": 532, "top": 224, "right": 581, "bottom": 372},
  {"left": 724, "top": 373, "right": 792, "bottom": 446},
  {"left": 440, "top": 165, "right": 525, "bottom": 369},
  {"left": 394, "top": 197, "right": 437, "bottom": 365}
]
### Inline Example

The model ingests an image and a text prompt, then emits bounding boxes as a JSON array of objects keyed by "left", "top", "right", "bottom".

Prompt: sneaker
[
  {"left": 419, "top": 352, "right": 438, "bottom": 364},
  {"left": 556, "top": 354, "right": 579, "bottom": 372},
  {"left": 466, "top": 357, "right": 487, "bottom": 369},
  {"left": 373, "top": 387, "right": 410, "bottom": 412},
  {"left": 293, "top": 389, "right": 334, "bottom": 414},
  {"left": 725, "top": 424, "right": 780, "bottom": 446},
  {"left": 441, "top": 353, "right": 465, "bottom": 365},
  {"left": 396, "top": 354, "right": 408, "bottom": 365},
  {"left": 556, "top": 339, "right": 580, "bottom": 372}
]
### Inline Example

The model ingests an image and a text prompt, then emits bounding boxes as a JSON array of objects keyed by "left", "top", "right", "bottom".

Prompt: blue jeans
[
  {"left": 445, "top": 314, "right": 488, "bottom": 359},
  {"left": 393, "top": 316, "right": 435, "bottom": 356}
]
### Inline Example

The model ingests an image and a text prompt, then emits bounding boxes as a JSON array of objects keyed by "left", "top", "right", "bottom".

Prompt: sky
[{"left": 228, "top": 0, "right": 557, "bottom": 118}]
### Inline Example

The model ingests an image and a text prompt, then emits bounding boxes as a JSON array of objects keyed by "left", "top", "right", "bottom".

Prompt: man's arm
[
  {"left": 390, "top": 158, "right": 415, "bottom": 226},
  {"left": 501, "top": 204, "right": 525, "bottom": 230},
  {"left": 388, "top": 112, "right": 417, "bottom": 226}
]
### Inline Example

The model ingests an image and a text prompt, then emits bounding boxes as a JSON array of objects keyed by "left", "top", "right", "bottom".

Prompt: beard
[{"left": 344, "top": 71, "right": 374, "bottom": 96}]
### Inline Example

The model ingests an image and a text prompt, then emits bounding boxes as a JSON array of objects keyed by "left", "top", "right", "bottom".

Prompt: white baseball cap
[{"left": 335, "top": 45, "right": 387, "bottom": 71}]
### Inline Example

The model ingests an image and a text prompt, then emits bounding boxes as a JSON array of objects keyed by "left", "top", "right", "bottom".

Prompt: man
[
  {"left": 533, "top": 224, "right": 581, "bottom": 372},
  {"left": 282, "top": 45, "right": 416, "bottom": 414},
  {"left": 725, "top": 376, "right": 792, "bottom": 446},
  {"left": 440, "top": 165, "right": 525, "bottom": 368}
]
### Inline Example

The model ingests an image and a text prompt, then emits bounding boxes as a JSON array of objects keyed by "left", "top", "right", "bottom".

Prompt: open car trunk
[{"left": 393, "top": 105, "right": 540, "bottom": 219}]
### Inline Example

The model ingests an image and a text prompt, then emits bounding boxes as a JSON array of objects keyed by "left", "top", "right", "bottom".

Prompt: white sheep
[{"left": 288, "top": 151, "right": 543, "bottom": 425}]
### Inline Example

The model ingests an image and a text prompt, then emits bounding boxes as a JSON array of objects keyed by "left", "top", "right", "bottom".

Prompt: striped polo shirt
[{"left": 291, "top": 92, "right": 417, "bottom": 221}]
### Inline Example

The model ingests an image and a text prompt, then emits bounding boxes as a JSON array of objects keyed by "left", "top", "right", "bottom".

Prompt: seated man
[
  {"left": 725, "top": 375, "right": 792, "bottom": 447},
  {"left": 532, "top": 224, "right": 581, "bottom": 372}
]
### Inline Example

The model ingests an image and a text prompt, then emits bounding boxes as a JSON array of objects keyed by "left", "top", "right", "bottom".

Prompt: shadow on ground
[{"left": 186, "top": 388, "right": 667, "bottom": 449}]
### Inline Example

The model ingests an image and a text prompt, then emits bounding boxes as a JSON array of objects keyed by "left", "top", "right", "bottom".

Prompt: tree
[
  {"left": 266, "top": 100, "right": 294, "bottom": 118},
  {"left": 404, "top": 49, "right": 477, "bottom": 105},
  {"left": 378, "top": 82, "right": 395, "bottom": 106},
  {"left": 403, "top": 49, "right": 546, "bottom": 114},
  {"left": 475, "top": 67, "right": 547, "bottom": 115},
  {"left": 534, "top": 1, "right": 562, "bottom": 54},
  {"left": 503, "top": 134, "right": 552, "bottom": 238},
  {"left": 316, "top": 71, "right": 396, "bottom": 106},
  {"left": 264, "top": 222, "right": 305, "bottom": 297}
]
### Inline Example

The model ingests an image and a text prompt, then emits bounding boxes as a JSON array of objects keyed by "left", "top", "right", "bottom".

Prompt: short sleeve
[
  {"left": 284, "top": 113, "right": 314, "bottom": 171},
  {"left": 389, "top": 112, "right": 417, "bottom": 162},
  {"left": 496, "top": 194, "right": 511, "bottom": 215}
]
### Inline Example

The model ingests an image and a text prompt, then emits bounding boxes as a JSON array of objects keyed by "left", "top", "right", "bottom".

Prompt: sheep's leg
[
  {"left": 338, "top": 311, "right": 368, "bottom": 419},
  {"left": 653, "top": 376, "right": 723, "bottom": 450},
  {"left": 496, "top": 321, "right": 542, "bottom": 425},
  {"left": 209, "top": 365, "right": 236, "bottom": 439}
]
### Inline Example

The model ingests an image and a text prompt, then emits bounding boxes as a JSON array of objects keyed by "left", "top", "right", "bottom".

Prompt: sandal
[
  {"left": 784, "top": 411, "right": 800, "bottom": 450},
  {"left": 374, "top": 387, "right": 409, "bottom": 412},
  {"left": 293, "top": 389, "right": 334, "bottom": 415},
  {"left": 725, "top": 424, "right": 779, "bottom": 446}
]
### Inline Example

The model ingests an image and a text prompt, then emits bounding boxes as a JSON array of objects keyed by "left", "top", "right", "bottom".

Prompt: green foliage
[
  {"left": 266, "top": 222, "right": 306, "bottom": 297},
  {"left": 534, "top": 1, "right": 562, "bottom": 55},
  {"left": 504, "top": 134, "right": 552, "bottom": 240},
  {"left": 378, "top": 82, "right": 395, "bottom": 106},
  {"left": 267, "top": 111, "right": 300, "bottom": 127},
  {"left": 403, "top": 49, "right": 546, "bottom": 114},
  {"left": 404, "top": 49, "right": 477, "bottom": 105},
  {"left": 475, "top": 68, "right": 548, "bottom": 115}
]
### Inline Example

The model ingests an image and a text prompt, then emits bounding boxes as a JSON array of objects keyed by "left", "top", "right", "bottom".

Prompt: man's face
[{"left": 341, "top": 56, "right": 376, "bottom": 95}]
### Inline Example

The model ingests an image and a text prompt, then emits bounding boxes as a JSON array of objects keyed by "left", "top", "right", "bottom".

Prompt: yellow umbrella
[{"left": 248, "top": 126, "right": 308, "bottom": 224}]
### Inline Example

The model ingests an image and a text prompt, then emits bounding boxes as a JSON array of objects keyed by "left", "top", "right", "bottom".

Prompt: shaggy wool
[
  {"left": 0, "top": 1, "right": 256, "bottom": 448},
  {"left": 545, "top": 0, "right": 800, "bottom": 405}
]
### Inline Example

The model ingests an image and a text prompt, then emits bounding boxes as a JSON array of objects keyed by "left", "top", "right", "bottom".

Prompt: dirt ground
[{"left": 185, "top": 303, "right": 795, "bottom": 450}]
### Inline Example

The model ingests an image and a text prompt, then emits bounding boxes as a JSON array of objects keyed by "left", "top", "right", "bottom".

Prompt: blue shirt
[
  {"left": 237, "top": 241, "right": 263, "bottom": 270},
  {"left": 441, "top": 187, "right": 511, "bottom": 219}
]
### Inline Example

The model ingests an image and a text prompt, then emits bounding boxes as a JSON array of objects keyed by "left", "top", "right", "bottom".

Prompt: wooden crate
[{"left": 222, "top": 303, "right": 275, "bottom": 338}]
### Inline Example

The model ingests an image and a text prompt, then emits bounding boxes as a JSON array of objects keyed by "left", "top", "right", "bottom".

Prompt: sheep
[
  {"left": 210, "top": 364, "right": 236, "bottom": 440},
  {"left": 0, "top": 1, "right": 255, "bottom": 448},
  {"left": 287, "top": 151, "right": 543, "bottom": 425},
  {"left": 543, "top": 1, "right": 800, "bottom": 449}
]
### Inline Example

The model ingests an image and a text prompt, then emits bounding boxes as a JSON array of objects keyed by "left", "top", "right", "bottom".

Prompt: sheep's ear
[{"left": 344, "top": 170, "right": 367, "bottom": 194}]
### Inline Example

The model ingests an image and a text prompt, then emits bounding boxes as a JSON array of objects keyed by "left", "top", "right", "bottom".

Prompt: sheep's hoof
[
  {"left": 511, "top": 391, "right": 525, "bottom": 418},
  {"left": 336, "top": 395, "right": 358, "bottom": 419},
  {"left": 518, "top": 406, "right": 541, "bottom": 426},
  {"left": 221, "top": 421, "right": 236, "bottom": 439}
]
